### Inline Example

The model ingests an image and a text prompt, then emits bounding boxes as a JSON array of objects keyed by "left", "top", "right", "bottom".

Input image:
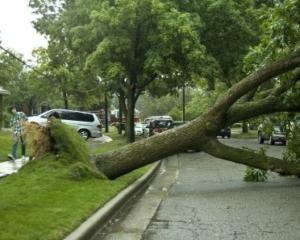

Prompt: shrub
[
  {"left": 243, "top": 148, "right": 268, "bottom": 182},
  {"left": 244, "top": 167, "right": 268, "bottom": 182},
  {"left": 283, "top": 126, "right": 300, "bottom": 163}
]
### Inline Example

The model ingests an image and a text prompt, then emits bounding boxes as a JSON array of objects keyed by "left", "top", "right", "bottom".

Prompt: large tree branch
[
  {"left": 246, "top": 70, "right": 300, "bottom": 99},
  {"left": 272, "top": 69, "right": 300, "bottom": 95},
  {"left": 210, "top": 54, "right": 300, "bottom": 116},
  {"left": 226, "top": 96, "right": 300, "bottom": 125},
  {"left": 204, "top": 139, "right": 300, "bottom": 176},
  {"left": 91, "top": 53, "right": 300, "bottom": 179}
]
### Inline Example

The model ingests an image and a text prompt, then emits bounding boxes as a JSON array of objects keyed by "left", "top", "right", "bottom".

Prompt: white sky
[{"left": 0, "top": 0, "right": 48, "bottom": 61}]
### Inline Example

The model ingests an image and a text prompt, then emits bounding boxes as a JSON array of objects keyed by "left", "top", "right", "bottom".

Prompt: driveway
[{"left": 92, "top": 138, "right": 300, "bottom": 240}]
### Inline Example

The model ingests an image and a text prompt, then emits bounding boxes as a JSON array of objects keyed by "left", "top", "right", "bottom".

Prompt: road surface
[{"left": 91, "top": 138, "right": 300, "bottom": 240}]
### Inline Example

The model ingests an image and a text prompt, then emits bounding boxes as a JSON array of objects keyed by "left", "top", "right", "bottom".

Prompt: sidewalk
[{"left": 0, "top": 157, "right": 29, "bottom": 178}]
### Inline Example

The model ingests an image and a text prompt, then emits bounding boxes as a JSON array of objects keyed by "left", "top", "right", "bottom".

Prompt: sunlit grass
[
  {"left": 232, "top": 130, "right": 257, "bottom": 139},
  {"left": 0, "top": 127, "right": 149, "bottom": 240}
]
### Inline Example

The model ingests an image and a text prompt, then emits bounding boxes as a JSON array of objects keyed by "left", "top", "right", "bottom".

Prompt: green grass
[
  {"left": 0, "top": 131, "right": 11, "bottom": 161},
  {"left": 0, "top": 130, "right": 31, "bottom": 162},
  {"left": 0, "top": 127, "right": 150, "bottom": 240},
  {"left": 90, "top": 129, "right": 127, "bottom": 155},
  {"left": 231, "top": 130, "right": 257, "bottom": 139}
]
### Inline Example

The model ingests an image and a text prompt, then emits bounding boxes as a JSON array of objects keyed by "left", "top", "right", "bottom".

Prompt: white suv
[{"left": 28, "top": 109, "right": 102, "bottom": 140}]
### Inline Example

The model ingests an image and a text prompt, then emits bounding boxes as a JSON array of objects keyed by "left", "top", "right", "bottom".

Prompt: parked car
[
  {"left": 258, "top": 125, "right": 286, "bottom": 145},
  {"left": 217, "top": 127, "right": 231, "bottom": 138},
  {"left": 144, "top": 117, "right": 174, "bottom": 137},
  {"left": 28, "top": 109, "right": 102, "bottom": 140},
  {"left": 134, "top": 123, "right": 144, "bottom": 136}
]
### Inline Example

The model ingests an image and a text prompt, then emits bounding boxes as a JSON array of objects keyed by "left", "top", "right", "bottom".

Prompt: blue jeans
[{"left": 12, "top": 133, "right": 26, "bottom": 159}]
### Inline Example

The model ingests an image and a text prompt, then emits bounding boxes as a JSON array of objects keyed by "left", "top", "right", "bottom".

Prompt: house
[{"left": 0, "top": 86, "right": 10, "bottom": 130}]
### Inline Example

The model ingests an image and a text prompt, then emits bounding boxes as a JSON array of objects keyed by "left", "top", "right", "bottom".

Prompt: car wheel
[
  {"left": 79, "top": 129, "right": 90, "bottom": 140},
  {"left": 269, "top": 137, "right": 275, "bottom": 145},
  {"left": 282, "top": 141, "right": 286, "bottom": 146}
]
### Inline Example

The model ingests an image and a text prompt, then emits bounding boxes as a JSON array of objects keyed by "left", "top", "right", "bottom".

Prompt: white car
[
  {"left": 134, "top": 123, "right": 144, "bottom": 136},
  {"left": 28, "top": 109, "right": 102, "bottom": 140}
]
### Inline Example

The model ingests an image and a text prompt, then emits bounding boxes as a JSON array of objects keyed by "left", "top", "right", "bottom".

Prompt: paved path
[
  {"left": 0, "top": 157, "right": 29, "bottom": 178},
  {"left": 93, "top": 138, "right": 300, "bottom": 240}
]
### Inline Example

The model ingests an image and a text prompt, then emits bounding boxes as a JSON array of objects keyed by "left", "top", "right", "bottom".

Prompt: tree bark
[
  {"left": 93, "top": 54, "right": 300, "bottom": 179},
  {"left": 126, "top": 89, "right": 136, "bottom": 143},
  {"left": 118, "top": 94, "right": 124, "bottom": 135},
  {"left": 0, "top": 95, "right": 3, "bottom": 130},
  {"left": 205, "top": 139, "right": 300, "bottom": 176},
  {"left": 63, "top": 91, "right": 69, "bottom": 109}
]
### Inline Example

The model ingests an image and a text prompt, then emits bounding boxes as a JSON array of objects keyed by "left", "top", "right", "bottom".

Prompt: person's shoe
[
  {"left": 8, "top": 154, "right": 15, "bottom": 162},
  {"left": 8, "top": 154, "right": 17, "bottom": 170}
]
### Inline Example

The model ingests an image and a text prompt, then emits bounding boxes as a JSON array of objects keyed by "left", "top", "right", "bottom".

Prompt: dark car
[
  {"left": 143, "top": 116, "right": 173, "bottom": 137},
  {"left": 144, "top": 119, "right": 174, "bottom": 137},
  {"left": 217, "top": 127, "right": 231, "bottom": 138}
]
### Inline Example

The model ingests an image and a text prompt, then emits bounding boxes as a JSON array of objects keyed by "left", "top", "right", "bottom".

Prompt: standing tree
[
  {"left": 30, "top": 0, "right": 208, "bottom": 142},
  {"left": 29, "top": 0, "right": 300, "bottom": 180},
  {"left": 92, "top": 0, "right": 300, "bottom": 178}
]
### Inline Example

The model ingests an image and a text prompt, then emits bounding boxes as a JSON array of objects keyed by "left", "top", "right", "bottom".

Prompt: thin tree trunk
[
  {"left": 242, "top": 122, "right": 248, "bottom": 133},
  {"left": 63, "top": 91, "right": 68, "bottom": 109},
  {"left": 118, "top": 95, "right": 124, "bottom": 135},
  {"left": 0, "top": 95, "right": 3, "bottom": 130},
  {"left": 126, "top": 91, "right": 135, "bottom": 143}
]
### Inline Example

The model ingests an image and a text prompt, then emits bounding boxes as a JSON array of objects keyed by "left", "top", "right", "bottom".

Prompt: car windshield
[
  {"left": 155, "top": 120, "right": 173, "bottom": 128},
  {"left": 135, "top": 123, "right": 143, "bottom": 128},
  {"left": 273, "top": 126, "right": 284, "bottom": 133}
]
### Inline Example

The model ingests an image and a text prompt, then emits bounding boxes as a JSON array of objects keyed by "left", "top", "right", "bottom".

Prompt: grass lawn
[
  {"left": 0, "top": 130, "right": 28, "bottom": 162},
  {"left": 231, "top": 129, "right": 257, "bottom": 139},
  {"left": 0, "top": 128, "right": 150, "bottom": 240},
  {"left": 0, "top": 131, "right": 13, "bottom": 162}
]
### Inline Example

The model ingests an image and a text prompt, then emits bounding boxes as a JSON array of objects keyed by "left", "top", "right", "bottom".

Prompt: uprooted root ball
[{"left": 25, "top": 120, "right": 105, "bottom": 180}]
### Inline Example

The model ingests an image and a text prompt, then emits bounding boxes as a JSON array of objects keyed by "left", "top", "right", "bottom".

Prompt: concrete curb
[{"left": 64, "top": 161, "right": 161, "bottom": 240}]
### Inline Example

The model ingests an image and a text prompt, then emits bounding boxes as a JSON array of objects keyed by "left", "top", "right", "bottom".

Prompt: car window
[
  {"left": 60, "top": 111, "right": 94, "bottom": 122},
  {"left": 273, "top": 126, "right": 284, "bottom": 133},
  {"left": 155, "top": 120, "right": 173, "bottom": 128},
  {"left": 41, "top": 110, "right": 58, "bottom": 118},
  {"left": 60, "top": 111, "right": 71, "bottom": 120},
  {"left": 76, "top": 112, "right": 94, "bottom": 122}
]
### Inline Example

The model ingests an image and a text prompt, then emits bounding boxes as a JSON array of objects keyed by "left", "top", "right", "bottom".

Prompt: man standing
[{"left": 8, "top": 106, "right": 27, "bottom": 163}]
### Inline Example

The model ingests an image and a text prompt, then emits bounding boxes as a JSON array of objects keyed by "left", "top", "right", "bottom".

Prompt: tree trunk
[
  {"left": 118, "top": 95, "right": 124, "bottom": 135},
  {"left": 0, "top": 95, "right": 3, "bottom": 130},
  {"left": 126, "top": 90, "right": 136, "bottom": 143},
  {"left": 242, "top": 121, "right": 248, "bottom": 133},
  {"left": 92, "top": 54, "right": 300, "bottom": 179},
  {"left": 63, "top": 91, "right": 69, "bottom": 109},
  {"left": 104, "top": 92, "right": 109, "bottom": 133}
]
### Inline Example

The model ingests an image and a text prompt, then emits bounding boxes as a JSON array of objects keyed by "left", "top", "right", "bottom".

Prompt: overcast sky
[{"left": 0, "top": 0, "right": 47, "bottom": 61}]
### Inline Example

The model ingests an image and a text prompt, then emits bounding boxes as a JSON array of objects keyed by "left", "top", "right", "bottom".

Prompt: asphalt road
[{"left": 92, "top": 138, "right": 300, "bottom": 240}]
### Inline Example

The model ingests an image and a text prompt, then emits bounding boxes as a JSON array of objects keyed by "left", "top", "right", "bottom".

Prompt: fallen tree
[{"left": 92, "top": 53, "right": 300, "bottom": 179}]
